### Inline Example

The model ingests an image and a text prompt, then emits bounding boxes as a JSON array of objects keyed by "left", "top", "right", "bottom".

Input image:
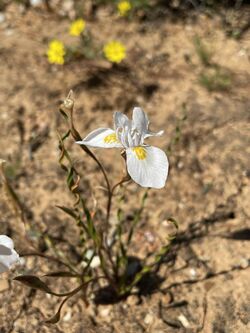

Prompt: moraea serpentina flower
[
  {"left": 0, "top": 235, "right": 19, "bottom": 273},
  {"left": 77, "top": 107, "right": 169, "bottom": 189}
]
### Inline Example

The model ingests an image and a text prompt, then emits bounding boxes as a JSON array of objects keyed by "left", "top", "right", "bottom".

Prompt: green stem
[
  {"left": 20, "top": 252, "right": 80, "bottom": 276},
  {"left": 68, "top": 103, "right": 111, "bottom": 193},
  {"left": 106, "top": 170, "right": 131, "bottom": 225},
  {"left": 63, "top": 96, "right": 113, "bottom": 226},
  {"left": 102, "top": 175, "right": 131, "bottom": 282}
]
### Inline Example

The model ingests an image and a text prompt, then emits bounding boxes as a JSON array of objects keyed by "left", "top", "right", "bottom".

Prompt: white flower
[
  {"left": 0, "top": 235, "right": 19, "bottom": 273},
  {"left": 77, "top": 107, "right": 169, "bottom": 189}
]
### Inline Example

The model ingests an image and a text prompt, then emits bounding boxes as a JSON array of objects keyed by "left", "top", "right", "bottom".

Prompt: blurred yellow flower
[
  {"left": 118, "top": 1, "right": 132, "bottom": 16},
  {"left": 47, "top": 40, "right": 65, "bottom": 65},
  {"left": 69, "top": 19, "right": 86, "bottom": 36},
  {"left": 103, "top": 41, "right": 126, "bottom": 63}
]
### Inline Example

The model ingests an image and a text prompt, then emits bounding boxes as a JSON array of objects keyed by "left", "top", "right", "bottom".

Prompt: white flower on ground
[
  {"left": 0, "top": 235, "right": 19, "bottom": 273},
  {"left": 77, "top": 107, "right": 169, "bottom": 189}
]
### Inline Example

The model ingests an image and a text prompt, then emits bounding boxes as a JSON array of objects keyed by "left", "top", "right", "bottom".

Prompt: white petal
[
  {"left": 0, "top": 245, "right": 12, "bottom": 255},
  {"left": 76, "top": 128, "right": 122, "bottom": 148},
  {"left": 113, "top": 112, "right": 130, "bottom": 130},
  {"left": 0, "top": 235, "right": 14, "bottom": 251},
  {"left": 0, "top": 235, "right": 19, "bottom": 274},
  {"left": 132, "top": 107, "right": 164, "bottom": 141},
  {"left": 117, "top": 124, "right": 133, "bottom": 148},
  {"left": 0, "top": 262, "right": 8, "bottom": 273},
  {"left": 126, "top": 146, "right": 169, "bottom": 189},
  {"left": 0, "top": 250, "right": 19, "bottom": 273},
  {"left": 132, "top": 107, "right": 149, "bottom": 134},
  {"left": 144, "top": 130, "right": 164, "bottom": 138}
]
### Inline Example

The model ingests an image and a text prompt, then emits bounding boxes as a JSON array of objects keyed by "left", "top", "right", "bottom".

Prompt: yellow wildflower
[
  {"left": 47, "top": 40, "right": 65, "bottom": 65},
  {"left": 69, "top": 19, "right": 86, "bottom": 37},
  {"left": 103, "top": 41, "right": 126, "bottom": 64},
  {"left": 117, "top": 1, "right": 132, "bottom": 16}
]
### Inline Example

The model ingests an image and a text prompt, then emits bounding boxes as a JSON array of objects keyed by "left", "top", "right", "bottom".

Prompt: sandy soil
[{"left": 0, "top": 1, "right": 249, "bottom": 332}]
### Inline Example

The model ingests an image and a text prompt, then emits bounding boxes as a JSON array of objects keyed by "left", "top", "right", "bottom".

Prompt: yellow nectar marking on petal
[
  {"left": 133, "top": 147, "right": 147, "bottom": 160},
  {"left": 104, "top": 133, "right": 119, "bottom": 144}
]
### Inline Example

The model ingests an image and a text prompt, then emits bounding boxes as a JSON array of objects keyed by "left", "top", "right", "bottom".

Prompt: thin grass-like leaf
[
  {"left": 43, "top": 271, "right": 79, "bottom": 278},
  {"left": 127, "top": 191, "right": 148, "bottom": 245},
  {"left": 56, "top": 205, "right": 78, "bottom": 219}
]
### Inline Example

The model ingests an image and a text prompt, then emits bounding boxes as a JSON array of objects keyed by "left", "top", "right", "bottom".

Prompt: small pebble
[
  {"left": 144, "top": 231, "right": 155, "bottom": 243},
  {"left": 185, "top": 25, "right": 193, "bottom": 31},
  {"left": 178, "top": 202, "right": 185, "bottom": 209},
  {"left": 238, "top": 49, "right": 247, "bottom": 57},
  {"left": 90, "top": 256, "right": 101, "bottom": 268},
  {"left": 127, "top": 295, "right": 138, "bottom": 306},
  {"left": 0, "top": 279, "right": 9, "bottom": 292},
  {"left": 189, "top": 268, "right": 197, "bottom": 278},
  {"left": 144, "top": 313, "right": 154, "bottom": 325},
  {"left": 30, "top": 0, "right": 42, "bottom": 6},
  {"left": 5, "top": 29, "right": 14, "bottom": 36},
  {"left": 177, "top": 161, "right": 184, "bottom": 169},
  {"left": 239, "top": 258, "right": 249, "bottom": 269},
  {"left": 178, "top": 314, "right": 190, "bottom": 328},
  {"left": 63, "top": 311, "right": 71, "bottom": 322},
  {"left": 83, "top": 250, "right": 100, "bottom": 268},
  {"left": 99, "top": 306, "right": 111, "bottom": 318},
  {"left": 0, "top": 13, "right": 5, "bottom": 24}
]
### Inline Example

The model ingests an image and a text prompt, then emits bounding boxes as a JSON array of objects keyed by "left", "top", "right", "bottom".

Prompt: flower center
[
  {"left": 133, "top": 147, "right": 147, "bottom": 160},
  {"left": 104, "top": 133, "right": 119, "bottom": 144}
]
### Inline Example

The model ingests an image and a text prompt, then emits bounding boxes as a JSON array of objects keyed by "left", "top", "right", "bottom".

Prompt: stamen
[{"left": 133, "top": 147, "right": 147, "bottom": 160}]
